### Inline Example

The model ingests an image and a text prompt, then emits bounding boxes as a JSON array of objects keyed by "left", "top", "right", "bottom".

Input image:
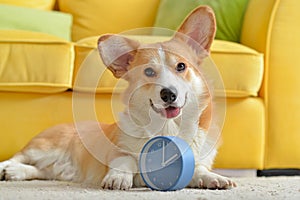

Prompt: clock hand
[
  {"left": 161, "top": 140, "right": 165, "bottom": 165},
  {"left": 162, "top": 153, "right": 178, "bottom": 167}
]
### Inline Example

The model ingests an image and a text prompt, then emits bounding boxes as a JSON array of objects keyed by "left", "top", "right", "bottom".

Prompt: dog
[{"left": 0, "top": 6, "right": 236, "bottom": 190}]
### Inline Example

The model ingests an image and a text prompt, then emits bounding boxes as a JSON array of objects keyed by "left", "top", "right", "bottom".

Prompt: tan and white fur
[{"left": 0, "top": 7, "right": 236, "bottom": 190}]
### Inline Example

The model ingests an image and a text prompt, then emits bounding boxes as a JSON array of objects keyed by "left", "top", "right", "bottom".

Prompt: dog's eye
[
  {"left": 176, "top": 62, "right": 186, "bottom": 72},
  {"left": 144, "top": 67, "right": 156, "bottom": 77}
]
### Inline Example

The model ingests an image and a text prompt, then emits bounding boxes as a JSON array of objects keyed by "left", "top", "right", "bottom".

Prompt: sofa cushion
[
  {"left": 214, "top": 98, "right": 265, "bottom": 168},
  {"left": 74, "top": 35, "right": 263, "bottom": 97},
  {"left": 58, "top": 0, "right": 160, "bottom": 41},
  {"left": 211, "top": 40, "right": 264, "bottom": 97},
  {"left": 0, "top": 30, "right": 74, "bottom": 93},
  {"left": 154, "top": 0, "right": 249, "bottom": 42},
  {"left": 0, "top": 4, "right": 72, "bottom": 41},
  {"left": 0, "top": 0, "right": 55, "bottom": 10}
]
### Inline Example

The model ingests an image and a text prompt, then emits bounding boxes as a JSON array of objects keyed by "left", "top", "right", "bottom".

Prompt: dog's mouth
[{"left": 149, "top": 96, "right": 187, "bottom": 119}]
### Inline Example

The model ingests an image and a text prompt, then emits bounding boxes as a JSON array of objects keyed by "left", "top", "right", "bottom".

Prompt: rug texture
[{"left": 0, "top": 176, "right": 299, "bottom": 200}]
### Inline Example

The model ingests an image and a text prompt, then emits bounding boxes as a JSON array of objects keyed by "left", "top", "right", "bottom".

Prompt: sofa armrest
[
  {"left": 241, "top": 0, "right": 300, "bottom": 168},
  {"left": 240, "top": 0, "right": 276, "bottom": 55}
]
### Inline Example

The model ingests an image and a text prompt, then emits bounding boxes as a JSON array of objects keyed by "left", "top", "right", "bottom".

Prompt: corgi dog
[{"left": 0, "top": 6, "right": 236, "bottom": 190}]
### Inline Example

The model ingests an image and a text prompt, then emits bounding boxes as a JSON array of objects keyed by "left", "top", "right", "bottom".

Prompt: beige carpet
[{"left": 0, "top": 176, "right": 299, "bottom": 200}]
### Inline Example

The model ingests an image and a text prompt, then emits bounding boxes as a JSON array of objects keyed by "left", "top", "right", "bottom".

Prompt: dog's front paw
[
  {"left": 101, "top": 170, "right": 133, "bottom": 190},
  {"left": 0, "top": 161, "right": 8, "bottom": 180},
  {"left": 190, "top": 170, "right": 236, "bottom": 189},
  {"left": 2, "top": 162, "right": 28, "bottom": 181}
]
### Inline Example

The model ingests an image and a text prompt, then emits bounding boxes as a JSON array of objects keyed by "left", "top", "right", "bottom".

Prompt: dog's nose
[{"left": 160, "top": 87, "right": 177, "bottom": 104}]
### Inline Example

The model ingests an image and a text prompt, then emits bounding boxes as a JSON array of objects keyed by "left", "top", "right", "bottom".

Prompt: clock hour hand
[{"left": 162, "top": 153, "right": 178, "bottom": 167}]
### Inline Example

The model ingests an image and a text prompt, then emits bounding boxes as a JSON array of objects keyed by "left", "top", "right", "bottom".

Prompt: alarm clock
[{"left": 139, "top": 136, "right": 195, "bottom": 191}]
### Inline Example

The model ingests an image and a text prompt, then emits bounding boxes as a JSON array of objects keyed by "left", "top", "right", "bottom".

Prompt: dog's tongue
[{"left": 165, "top": 106, "right": 180, "bottom": 118}]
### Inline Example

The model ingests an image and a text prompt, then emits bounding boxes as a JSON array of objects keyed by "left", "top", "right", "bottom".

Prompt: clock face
[{"left": 139, "top": 137, "right": 184, "bottom": 191}]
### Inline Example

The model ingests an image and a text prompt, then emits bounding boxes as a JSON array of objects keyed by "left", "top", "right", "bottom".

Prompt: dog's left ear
[
  {"left": 174, "top": 6, "right": 216, "bottom": 54},
  {"left": 98, "top": 34, "right": 140, "bottom": 78}
]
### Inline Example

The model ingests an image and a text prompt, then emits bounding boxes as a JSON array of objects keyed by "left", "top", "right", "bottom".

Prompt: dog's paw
[
  {"left": 0, "top": 163, "right": 6, "bottom": 181},
  {"left": 0, "top": 170, "right": 4, "bottom": 181},
  {"left": 0, "top": 160, "right": 12, "bottom": 181},
  {"left": 3, "top": 163, "right": 28, "bottom": 181},
  {"left": 101, "top": 170, "right": 133, "bottom": 190},
  {"left": 190, "top": 171, "right": 236, "bottom": 189},
  {"left": 200, "top": 173, "right": 236, "bottom": 189}
]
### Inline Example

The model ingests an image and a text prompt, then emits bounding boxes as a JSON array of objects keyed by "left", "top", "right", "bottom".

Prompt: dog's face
[
  {"left": 98, "top": 6, "right": 216, "bottom": 127},
  {"left": 120, "top": 41, "right": 206, "bottom": 121}
]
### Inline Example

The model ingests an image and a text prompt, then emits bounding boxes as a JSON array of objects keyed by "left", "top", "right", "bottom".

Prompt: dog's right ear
[{"left": 98, "top": 34, "right": 140, "bottom": 78}]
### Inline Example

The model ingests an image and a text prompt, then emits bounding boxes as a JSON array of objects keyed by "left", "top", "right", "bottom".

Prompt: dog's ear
[
  {"left": 98, "top": 34, "right": 140, "bottom": 78},
  {"left": 174, "top": 6, "right": 216, "bottom": 54}
]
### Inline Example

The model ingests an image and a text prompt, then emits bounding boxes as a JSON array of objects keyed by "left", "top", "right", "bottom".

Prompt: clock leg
[{"left": 101, "top": 156, "right": 137, "bottom": 190}]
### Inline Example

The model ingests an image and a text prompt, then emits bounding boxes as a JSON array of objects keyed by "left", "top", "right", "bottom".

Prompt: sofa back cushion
[{"left": 58, "top": 0, "right": 160, "bottom": 41}]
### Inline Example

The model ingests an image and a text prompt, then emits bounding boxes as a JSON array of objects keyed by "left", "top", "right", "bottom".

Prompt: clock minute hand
[{"left": 163, "top": 154, "right": 178, "bottom": 166}]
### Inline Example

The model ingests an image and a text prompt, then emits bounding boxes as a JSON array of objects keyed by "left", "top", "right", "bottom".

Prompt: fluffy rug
[{"left": 0, "top": 176, "right": 299, "bottom": 200}]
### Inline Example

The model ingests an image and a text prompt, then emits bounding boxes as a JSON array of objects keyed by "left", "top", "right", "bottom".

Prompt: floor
[{"left": 0, "top": 176, "right": 299, "bottom": 200}]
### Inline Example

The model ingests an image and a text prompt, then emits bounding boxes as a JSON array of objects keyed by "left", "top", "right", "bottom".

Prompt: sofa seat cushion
[
  {"left": 74, "top": 36, "right": 263, "bottom": 97},
  {"left": 0, "top": 30, "right": 74, "bottom": 93},
  {"left": 211, "top": 40, "right": 264, "bottom": 97}
]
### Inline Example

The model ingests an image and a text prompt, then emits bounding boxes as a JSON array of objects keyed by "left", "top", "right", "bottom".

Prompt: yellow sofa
[{"left": 0, "top": 0, "right": 299, "bottom": 173}]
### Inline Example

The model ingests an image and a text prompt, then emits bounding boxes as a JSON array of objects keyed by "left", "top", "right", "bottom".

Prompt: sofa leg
[{"left": 257, "top": 169, "right": 300, "bottom": 177}]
